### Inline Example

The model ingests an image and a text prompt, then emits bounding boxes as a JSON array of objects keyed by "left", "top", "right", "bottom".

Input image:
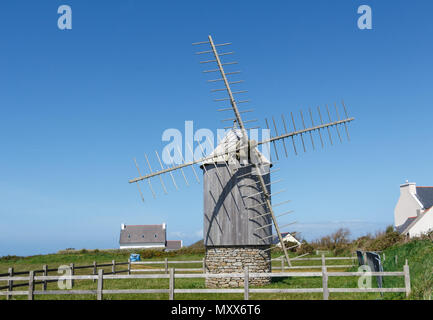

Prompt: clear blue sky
[{"left": 1, "top": 0, "right": 432, "bottom": 256}]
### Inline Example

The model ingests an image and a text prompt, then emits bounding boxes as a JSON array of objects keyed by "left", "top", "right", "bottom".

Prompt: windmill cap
[{"left": 200, "top": 129, "right": 271, "bottom": 167}]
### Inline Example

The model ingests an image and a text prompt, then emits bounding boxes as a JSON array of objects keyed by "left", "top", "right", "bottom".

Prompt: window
[
  {"left": 128, "top": 234, "right": 130, "bottom": 238},
  {"left": 154, "top": 234, "right": 157, "bottom": 238}
]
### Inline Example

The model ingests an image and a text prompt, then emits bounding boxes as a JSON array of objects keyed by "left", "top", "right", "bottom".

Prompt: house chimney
[
  {"left": 162, "top": 222, "right": 166, "bottom": 230},
  {"left": 400, "top": 181, "right": 416, "bottom": 195},
  {"left": 121, "top": 224, "right": 126, "bottom": 230}
]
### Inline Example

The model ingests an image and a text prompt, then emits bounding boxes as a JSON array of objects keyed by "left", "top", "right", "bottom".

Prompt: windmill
[{"left": 129, "top": 35, "right": 354, "bottom": 287}]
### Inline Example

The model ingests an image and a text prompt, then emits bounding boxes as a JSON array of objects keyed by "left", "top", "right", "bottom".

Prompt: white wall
[
  {"left": 394, "top": 183, "right": 423, "bottom": 227},
  {"left": 409, "top": 210, "right": 433, "bottom": 237},
  {"left": 119, "top": 242, "right": 165, "bottom": 249}
]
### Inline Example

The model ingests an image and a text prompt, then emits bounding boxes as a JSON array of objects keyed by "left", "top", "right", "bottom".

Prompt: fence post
[
  {"left": 202, "top": 258, "right": 206, "bottom": 274},
  {"left": 169, "top": 268, "right": 175, "bottom": 300},
  {"left": 6, "top": 267, "right": 13, "bottom": 300},
  {"left": 244, "top": 267, "right": 249, "bottom": 300},
  {"left": 281, "top": 257, "right": 284, "bottom": 271},
  {"left": 97, "top": 269, "right": 104, "bottom": 300},
  {"left": 383, "top": 253, "right": 386, "bottom": 262},
  {"left": 322, "top": 266, "right": 329, "bottom": 300},
  {"left": 43, "top": 265, "right": 48, "bottom": 291},
  {"left": 165, "top": 258, "right": 168, "bottom": 274},
  {"left": 404, "top": 262, "right": 411, "bottom": 298},
  {"left": 128, "top": 259, "right": 131, "bottom": 275},
  {"left": 395, "top": 255, "right": 398, "bottom": 265},
  {"left": 93, "top": 261, "right": 97, "bottom": 283},
  {"left": 321, "top": 254, "right": 326, "bottom": 268},
  {"left": 28, "top": 270, "right": 35, "bottom": 301},
  {"left": 70, "top": 263, "right": 75, "bottom": 287},
  {"left": 112, "top": 260, "right": 116, "bottom": 275}
]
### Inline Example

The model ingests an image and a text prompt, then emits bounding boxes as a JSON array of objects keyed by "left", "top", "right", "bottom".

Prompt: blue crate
[{"left": 129, "top": 253, "right": 141, "bottom": 262}]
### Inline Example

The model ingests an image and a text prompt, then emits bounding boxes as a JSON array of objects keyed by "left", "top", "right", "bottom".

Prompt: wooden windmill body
[{"left": 202, "top": 129, "right": 273, "bottom": 286}]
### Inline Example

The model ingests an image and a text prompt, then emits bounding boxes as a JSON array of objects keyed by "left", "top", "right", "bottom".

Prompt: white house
[
  {"left": 273, "top": 232, "right": 301, "bottom": 247},
  {"left": 119, "top": 223, "right": 184, "bottom": 251},
  {"left": 394, "top": 181, "right": 433, "bottom": 238},
  {"left": 119, "top": 223, "right": 167, "bottom": 249}
]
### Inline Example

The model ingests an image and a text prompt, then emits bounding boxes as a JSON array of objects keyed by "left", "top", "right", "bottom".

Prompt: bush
[
  {"left": 0, "top": 255, "right": 22, "bottom": 262},
  {"left": 386, "top": 225, "right": 395, "bottom": 234},
  {"left": 419, "top": 229, "right": 433, "bottom": 242},
  {"left": 309, "top": 228, "right": 351, "bottom": 255},
  {"left": 366, "top": 231, "right": 404, "bottom": 251},
  {"left": 296, "top": 241, "right": 314, "bottom": 255},
  {"left": 282, "top": 241, "right": 299, "bottom": 252}
]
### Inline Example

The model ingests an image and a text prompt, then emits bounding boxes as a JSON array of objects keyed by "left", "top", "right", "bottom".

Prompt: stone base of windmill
[{"left": 204, "top": 246, "right": 272, "bottom": 288}]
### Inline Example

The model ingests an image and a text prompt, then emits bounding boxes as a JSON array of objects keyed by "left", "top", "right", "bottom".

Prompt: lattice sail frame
[{"left": 128, "top": 35, "right": 355, "bottom": 267}]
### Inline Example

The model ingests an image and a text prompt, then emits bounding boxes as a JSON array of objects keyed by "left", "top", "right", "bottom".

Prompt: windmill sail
[{"left": 129, "top": 35, "right": 356, "bottom": 268}]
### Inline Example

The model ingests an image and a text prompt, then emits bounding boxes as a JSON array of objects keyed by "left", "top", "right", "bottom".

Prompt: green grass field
[{"left": 0, "top": 247, "right": 414, "bottom": 300}]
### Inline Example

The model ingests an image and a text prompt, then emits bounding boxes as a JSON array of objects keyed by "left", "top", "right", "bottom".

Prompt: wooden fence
[
  {"left": 130, "top": 259, "right": 205, "bottom": 273},
  {"left": 130, "top": 254, "right": 356, "bottom": 273},
  {"left": 0, "top": 263, "right": 410, "bottom": 300},
  {"left": 0, "top": 260, "right": 130, "bottom": 300},
  {"left": 270, "top": 255, "right": 356, "bottom": 270},
  {"left": 0, "top": 254, "right": 356, "bottom": 299},
  {"left": 0, "top": 257, "right": 410, "bottom": 300}
]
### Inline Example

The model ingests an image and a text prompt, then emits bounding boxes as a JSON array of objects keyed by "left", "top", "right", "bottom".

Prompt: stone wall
[{"left": 205, "top": 246, "right": 271, "bottom": 288}]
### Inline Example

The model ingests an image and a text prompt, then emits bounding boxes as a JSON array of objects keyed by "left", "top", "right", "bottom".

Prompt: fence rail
[
  {"left": 0, "top": 262, "right": 410, "bottom": 300},
  {"left": 271, "top": 256, "right": 357, "bottom": 261},
  {"left": 131, "top": 255, "right": 356, "bottom": 272}
]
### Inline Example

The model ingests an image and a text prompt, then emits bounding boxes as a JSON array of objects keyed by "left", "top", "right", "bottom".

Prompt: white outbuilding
[{"left": 394, "top": 181, "right": 433, "bottom": 238}]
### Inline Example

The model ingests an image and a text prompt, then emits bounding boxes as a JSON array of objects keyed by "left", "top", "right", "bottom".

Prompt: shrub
[
  {"left": 419, "top": 229, "right": 433, "bottom": 242},
  {"left": 366, "top": 231, "right": 404, "bottom": 251},
  {"left": 282, "top": 241, "right": 299, "bottom": 252},
  {"left": 310, "top": 228, "right": 351, "bottom": 254},
  {"left": 296, "top": 241, "right": 314, "bottom": 255},
  {"left": 0, "top": 255, "right": 22, "bottom": 262},
  {"left": 386, "top": 225, "right": 395, "bottom": 234}
]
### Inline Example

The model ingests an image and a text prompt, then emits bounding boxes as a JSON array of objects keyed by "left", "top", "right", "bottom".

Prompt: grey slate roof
[
  {"left": 416, "top": 187, "right": 433, "bottom": 209},
  {"left": 396, "top": 217, "right": 417, "bottom": 234},
  {"left": 166, "top": 240, "right": 182, "bottom": 250},
  {"left": 119, "top": 225, "right": 166, "bottom": 245}
]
